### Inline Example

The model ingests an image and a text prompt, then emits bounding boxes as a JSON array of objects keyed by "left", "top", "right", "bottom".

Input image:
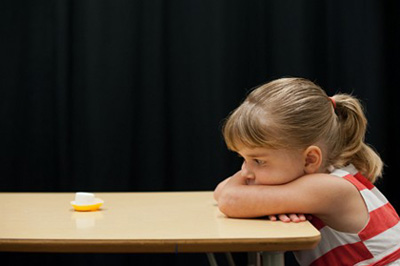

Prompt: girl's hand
[{"left": 268, "top": 213, "right": 312, "bottom": 223}]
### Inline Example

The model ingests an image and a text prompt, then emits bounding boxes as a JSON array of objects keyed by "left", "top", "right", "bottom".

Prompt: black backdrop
[{"left": 1, "top": 1, "right": 399, "bottom": 266}]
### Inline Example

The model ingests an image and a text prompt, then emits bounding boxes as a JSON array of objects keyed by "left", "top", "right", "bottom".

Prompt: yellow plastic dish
[{"left": 71, "top": 200, "right": 104, "bottom": 212}]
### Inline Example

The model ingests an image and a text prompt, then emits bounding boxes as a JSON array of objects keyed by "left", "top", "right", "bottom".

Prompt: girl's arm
[
  {"left": 214, "top": 171, "right": 310, "bottom": 222},
  {"left": 216, "top": 170, "right": 356, "bottom": 219}
]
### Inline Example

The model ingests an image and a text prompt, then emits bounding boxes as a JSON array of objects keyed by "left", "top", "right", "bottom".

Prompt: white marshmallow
[{"left": 75, "top": 192, "right": 96, "bottom": 205}]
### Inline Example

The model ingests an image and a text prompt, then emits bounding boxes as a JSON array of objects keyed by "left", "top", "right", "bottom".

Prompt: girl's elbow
[
  {"left": 217, "top": 193, "right": 241, "bottom": 217},
  {"left": 213, "top": 185, "right": 222, "bottom": 201},
  {"left": 213, "top": 178, "right": 231, "bottom": 201}
]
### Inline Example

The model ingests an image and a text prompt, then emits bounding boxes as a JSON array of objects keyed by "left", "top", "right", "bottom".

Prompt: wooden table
[{"left": 0, "top": 192, "right": 320, "bottom": 265}]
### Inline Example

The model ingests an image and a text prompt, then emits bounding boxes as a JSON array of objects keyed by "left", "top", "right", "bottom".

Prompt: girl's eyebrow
[
  {"left": 239, "top": 151, "right": 270, "bottom": 158},
  {"left": 247, "top": 153, "right": 269, "bottom": 158}
]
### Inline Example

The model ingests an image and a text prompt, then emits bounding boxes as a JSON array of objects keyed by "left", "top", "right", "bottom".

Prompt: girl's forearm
[{"left": 217, "top": 183, "right": 277, "bottom": 218}]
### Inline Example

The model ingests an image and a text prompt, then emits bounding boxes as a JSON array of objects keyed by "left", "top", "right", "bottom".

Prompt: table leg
[
  {"left": 261, "top": 252, "right": 284, "bottom": 266},
  {"left": 248, "top": 252, "right": 261, "bottom": 266},
  {"left": 225, "top": 252, "right": 236, "bottom": 266},
  {"left": 248, "top": 252, "right": 284, "bottom": 266},
  {"left": 208, "top": 252, "right": 284, "bottom": 266},
  {"left": 207, "top": 253, "right": 218, "bottom": 266}
]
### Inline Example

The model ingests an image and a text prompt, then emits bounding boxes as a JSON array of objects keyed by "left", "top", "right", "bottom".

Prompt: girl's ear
[{"left": 303, "top": 146, "right": 323, "bottom": 174}]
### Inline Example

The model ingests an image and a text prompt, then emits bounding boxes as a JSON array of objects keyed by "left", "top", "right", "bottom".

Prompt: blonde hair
[{"left": 223, "top": 77, "right": 383, "bottom": 182}]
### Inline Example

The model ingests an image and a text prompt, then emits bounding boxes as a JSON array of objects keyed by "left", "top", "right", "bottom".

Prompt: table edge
[{"left": 0, "top": 235, "right": 321, "bottom": 253}]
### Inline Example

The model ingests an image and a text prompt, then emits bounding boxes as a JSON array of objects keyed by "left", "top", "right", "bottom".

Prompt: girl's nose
[{"left": 241, "top": 162, "right": 255, "bottom": 179}]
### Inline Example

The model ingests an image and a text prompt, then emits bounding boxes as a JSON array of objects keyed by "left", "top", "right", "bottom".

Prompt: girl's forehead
[
  {"left": 237, "top": 146, "right": 303, "bottom": 159},
  {"left": 237, "top": 146, "right": 275, "bottom": 157}
]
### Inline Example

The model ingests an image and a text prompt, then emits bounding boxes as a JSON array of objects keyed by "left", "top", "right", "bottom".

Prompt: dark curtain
[{"left": 1, "top": 1, "right": 399, "bottom": 266}]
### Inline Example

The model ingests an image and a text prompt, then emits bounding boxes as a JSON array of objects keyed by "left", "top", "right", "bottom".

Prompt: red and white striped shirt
[{"left": 294, "top": 164, "right": 400, "bottom": 266}]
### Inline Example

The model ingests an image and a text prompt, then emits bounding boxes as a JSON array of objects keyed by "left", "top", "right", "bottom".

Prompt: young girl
[{"left": 214, "top": 78, "right": 400, "bottom": 265}]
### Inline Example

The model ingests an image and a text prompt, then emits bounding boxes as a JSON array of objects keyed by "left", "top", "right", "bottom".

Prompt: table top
[{"left": 0, "top": 191, "right": 320, "bottom": 253}]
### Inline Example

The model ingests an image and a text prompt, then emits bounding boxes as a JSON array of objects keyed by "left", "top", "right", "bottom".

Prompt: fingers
[
  {"left": 278, "top": 214, "right": 291, "bottom": 223},
  {"left": 269, "top": 214, "right": 309, "bottom": 223},
  {"left": 291, "top": 213, "right": 307, "bottom": 222},
  {"left": 269, "top": 214, "right": 290, "bottom": 222},
  {"left": 268, "top": 215, "right": 278, "bottom": 221}
]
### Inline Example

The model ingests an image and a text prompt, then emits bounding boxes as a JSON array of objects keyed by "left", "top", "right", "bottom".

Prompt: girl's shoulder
[
  {"left": 293, "top": 171, "right": 357, "bottom": 194},
  {"left": 289, "top": 172, "right": 364, "bottom": 211},
  {"left": 294, "top": 172, "right": 369, "bottom": 232},
  {"left": 296, "top": 164, "right": 367, "bottom": 196}
]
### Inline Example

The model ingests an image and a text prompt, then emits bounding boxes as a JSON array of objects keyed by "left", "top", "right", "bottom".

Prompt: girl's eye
[{"left": 254, "top": 159, "right": 265, "bottom": 165}]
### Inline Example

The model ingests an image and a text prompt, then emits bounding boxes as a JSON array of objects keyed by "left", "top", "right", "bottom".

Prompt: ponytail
[{"left": 330, "top": 94, "right": 383, "bottom": 182}]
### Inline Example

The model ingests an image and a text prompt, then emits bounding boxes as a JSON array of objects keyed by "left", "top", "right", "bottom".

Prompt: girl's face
[{"left": 237, "top": 146, "right": 306, "bottom": 185}]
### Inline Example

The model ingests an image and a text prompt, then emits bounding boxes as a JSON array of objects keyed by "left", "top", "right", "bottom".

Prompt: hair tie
[{"left": 329, "top": 97, "right": 336, "bottom": 109}]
